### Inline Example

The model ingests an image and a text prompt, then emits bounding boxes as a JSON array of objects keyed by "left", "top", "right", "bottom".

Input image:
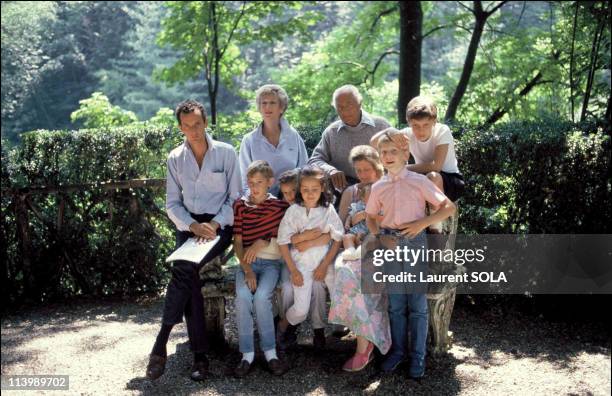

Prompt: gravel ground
[{"left": 1, "top": 296, "right": 610, "bottom": 396}]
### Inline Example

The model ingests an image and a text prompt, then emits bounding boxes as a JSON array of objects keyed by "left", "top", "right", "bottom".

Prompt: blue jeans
[
  {"left": 235, "top": 258, "right": 282, "bottom": 353},
  {"left": 384, "top": 230, "right": 428, "bottom": 371}
]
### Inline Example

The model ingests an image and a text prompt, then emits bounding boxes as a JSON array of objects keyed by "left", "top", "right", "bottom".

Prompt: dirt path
[{"left": 2, "top": 297, "right": 610, "bottom": 395}]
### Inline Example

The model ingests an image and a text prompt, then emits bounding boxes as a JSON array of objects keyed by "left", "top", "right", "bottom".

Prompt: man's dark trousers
[{"left": 161, "top": 213, "right": 232, "bottom": 353}]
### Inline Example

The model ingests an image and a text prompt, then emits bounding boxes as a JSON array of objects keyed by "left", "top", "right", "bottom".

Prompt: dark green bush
[
  {"left": 456, "top": 120, "right": 611, "bottom": 233},
  {"left": 2, "top": 124, "right": 184, "bottom": 303}
]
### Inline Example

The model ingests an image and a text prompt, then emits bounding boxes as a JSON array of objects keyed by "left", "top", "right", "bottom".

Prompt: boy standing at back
[
  {"left": 370, "top": 96, "right": 464, "bottom": 203},
  {"left": 366, "top": 130, "right": 456, "bottom": 378}
]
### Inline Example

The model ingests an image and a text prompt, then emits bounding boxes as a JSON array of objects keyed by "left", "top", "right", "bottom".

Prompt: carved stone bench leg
[
  {"left": 203, "top": 296, "right": 226, "bottom": 350},
  {"left": 427, "top": 288, "right": 457, "bottom": 356}
]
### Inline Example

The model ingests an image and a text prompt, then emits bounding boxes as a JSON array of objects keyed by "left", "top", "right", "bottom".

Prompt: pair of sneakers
[
  {"left": 234, "top": 357, "right": 287, "bottom": 378},
  {"left": 381, "top": 352, "right": 425, "bottom": 379}
]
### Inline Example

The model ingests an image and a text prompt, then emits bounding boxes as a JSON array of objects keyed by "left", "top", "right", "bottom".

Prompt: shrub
[{"left": 456, "top": 119, "right": 611, "bottom": 233}]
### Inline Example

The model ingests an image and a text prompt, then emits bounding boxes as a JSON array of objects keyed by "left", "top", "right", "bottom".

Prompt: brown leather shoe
[
  {"left": 267, "top": 358, "right": 288, "bottom": 376},
  {"left": 146, "top": 354, "right": 166, "bottom": 380},
  {"left": 233, "top": 360, "right": 252, "bottom": 378},
  {"left": 190, "top": 358, "right": 209, "bottom": 381}
]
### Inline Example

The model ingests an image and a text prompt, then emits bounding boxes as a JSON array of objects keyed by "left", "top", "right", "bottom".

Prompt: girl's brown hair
[{"left": 295, "top": 166, "right": 333, "bottom": 207}]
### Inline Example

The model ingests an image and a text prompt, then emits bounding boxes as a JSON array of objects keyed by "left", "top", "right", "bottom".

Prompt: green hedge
[
  {"left": 454, "top": 119, "right": 611, "bottom": 234},
  {"left": 1, "top": 119, "right": 610, "bottom": 303},
  {"left": 1, "top": 124, "right": 183, "bottom": 303}
]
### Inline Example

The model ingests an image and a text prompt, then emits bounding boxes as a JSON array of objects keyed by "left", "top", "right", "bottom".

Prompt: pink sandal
[{"left": 342, "top": 342, "right": 374, "bottom": 372}]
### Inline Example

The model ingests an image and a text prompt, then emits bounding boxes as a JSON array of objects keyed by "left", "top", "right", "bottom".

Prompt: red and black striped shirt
[{"left": 233, "top": 195, "right": 290, "bottom": 247}]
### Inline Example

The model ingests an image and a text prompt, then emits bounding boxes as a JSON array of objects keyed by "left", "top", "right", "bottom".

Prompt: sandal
[{"left": 342, "top": 342, "right": 374, "bottom": 372}]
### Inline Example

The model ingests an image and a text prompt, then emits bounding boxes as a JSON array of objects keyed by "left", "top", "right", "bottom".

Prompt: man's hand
[
  {"left": 313, "top": 262, "right": 328, "bottom": 282},
  {"left": 291, "top": 270, "right": 304, "bottom": 287},
  {"left": 329, "top": 169, "right": 347, "bottom": 192},
  {"left": 244, "top": 269, "right": 257, "bottom": 292},
  {"left": 189, "top": 221, "right": 219, "bottom": 241},
  {"left": 390, "top": 132, "right": 409, "bottom": 152},
  {"left": 399, "top": 219, "right": 427, "bottom": 238},
  {"left": 243, "top": 239, "right": 269, "bottom": 264}
]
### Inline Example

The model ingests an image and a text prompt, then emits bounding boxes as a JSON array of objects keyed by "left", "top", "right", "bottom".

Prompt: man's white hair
[{"left": 331, "top": 85, "right": 363, "bottom": 108}]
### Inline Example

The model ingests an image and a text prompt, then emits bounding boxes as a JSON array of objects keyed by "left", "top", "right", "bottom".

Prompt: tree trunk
[
  {"left": 397, "top": 1, "right": 422, "bottom": 126},
  {"left": 210, "top": 2, "right": 219, "bottom": 127},
  {"left": 580, "top": 19, "right": 605, "bottom": 122},
  {"left": 569, "top": 2, "right": 579, "bottom": 122},
  {"left": 445, "top": 1, "right": 487, "bottom": 123},
  {"left": 605, "top": 91, "right": 612, "bottom": 124}
]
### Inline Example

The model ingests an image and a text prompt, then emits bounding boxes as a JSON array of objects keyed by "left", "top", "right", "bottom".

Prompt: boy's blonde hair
[
  {"left": 406, "top": 96, "right": 437, "bottom": 121},
  {"left": 246, "top": 160, "right": 274, "bottom": 179},
  {"left": 349, "top": 145, "right": 384, "bottom": 178},
  {"left": 376, "top": 127, "right": 404, "bottom": 148}
]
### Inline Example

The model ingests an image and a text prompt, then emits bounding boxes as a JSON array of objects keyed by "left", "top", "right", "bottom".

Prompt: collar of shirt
[
  {"left": 338, "top": 110, "right": 376, "bottom": 132},
  {"left": 254, "top": 117, "right": 290, "bottom": 146},
  {"left": 241, "top": 193, "right": 275, "bottom": 208},
  {"left": 383, "top": 167, "right": 410, "bottom": 183},
  {"left": 183, "top": 132, "right": 217, "bottom": 157}
]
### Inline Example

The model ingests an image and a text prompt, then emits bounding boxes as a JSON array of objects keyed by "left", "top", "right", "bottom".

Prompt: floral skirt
[{"left": 328, "top": 255, "right": 391, "bottom": 354}]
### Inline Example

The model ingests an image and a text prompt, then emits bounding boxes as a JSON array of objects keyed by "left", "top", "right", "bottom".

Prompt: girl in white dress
[{"left": 276, "top": 167, "right": 344, "bottom": 344}]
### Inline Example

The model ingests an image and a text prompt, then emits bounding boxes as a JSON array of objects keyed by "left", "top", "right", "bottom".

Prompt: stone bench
[{"left": 199, "top": 205, "right": 461, "bottom": 356}]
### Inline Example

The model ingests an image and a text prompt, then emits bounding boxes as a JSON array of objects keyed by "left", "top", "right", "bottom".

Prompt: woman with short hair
[{"left": 238, "top": 84, "right": 308, "bottom": 197}]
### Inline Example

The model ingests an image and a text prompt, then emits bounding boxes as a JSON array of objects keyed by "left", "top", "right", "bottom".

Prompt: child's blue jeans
[
  {"left": 235, "top": 258, "right": 282, "bottom": 353},
  {"left": 381, "top": 229, "right": 428, "bottom": 375}
]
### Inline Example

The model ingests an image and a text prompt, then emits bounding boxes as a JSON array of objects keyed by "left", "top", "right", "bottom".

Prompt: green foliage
[
  {"left": 456, "top": 119, "right": 611, "bottom": 234},
  {"left": 1, "top": 1, "right": 140, "bottom": 143},
  {"left": 1, "top": 2, "right": 57, "bottom": 131},
  {"left": 156, "top": 1, "right": 321, "bottom": 122},
  {"left": 70, "top": 92, "right": 138, "bottom": 129},
  {"left": 147, "top": 108, "right": 176, "bottom": 128},
  {"left": 277, "top": 1, "right": 400, "bottom": 126},
  {"left": 451, "top": 1, "right": 610, "bottom": 125},
  {"left": 96, "top": 2, "right": 225, "bottom": 120}
]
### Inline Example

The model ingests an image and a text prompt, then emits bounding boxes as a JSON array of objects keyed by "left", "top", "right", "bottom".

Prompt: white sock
[
  {"left": 242, "top": 352, "right": 255, "bottom": 363},
  {"left": 264, "top": 348, "right": 278, "bottom": 362}
]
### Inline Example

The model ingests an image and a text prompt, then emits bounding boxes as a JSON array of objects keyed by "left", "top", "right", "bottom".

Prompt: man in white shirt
[{"left": 146, "top": 100, "right": 241, "bottom": 382}]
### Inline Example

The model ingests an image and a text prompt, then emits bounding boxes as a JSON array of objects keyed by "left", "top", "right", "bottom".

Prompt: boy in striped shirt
[{"left": 232, "top": 160, "right": 289, "bottom": 377}]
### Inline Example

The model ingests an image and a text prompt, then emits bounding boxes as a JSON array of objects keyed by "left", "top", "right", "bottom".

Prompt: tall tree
[
  {"left": 157, "top": 1, "right": 319, "bottom": 126},
  {"left": 1, "top": 1, "right": 138, "bottom": 141},
  {"left": 445, "top": 1, "right": 507, "bottom": 123},
  {"left": 579, "top": 1, "right": 610, "bottom": 122},
  {"left": 397, "top": 2, "right": 422, "bottom": 125},
  {"left": 278, "top": 2, "right": 400, "bottom": 126}
]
